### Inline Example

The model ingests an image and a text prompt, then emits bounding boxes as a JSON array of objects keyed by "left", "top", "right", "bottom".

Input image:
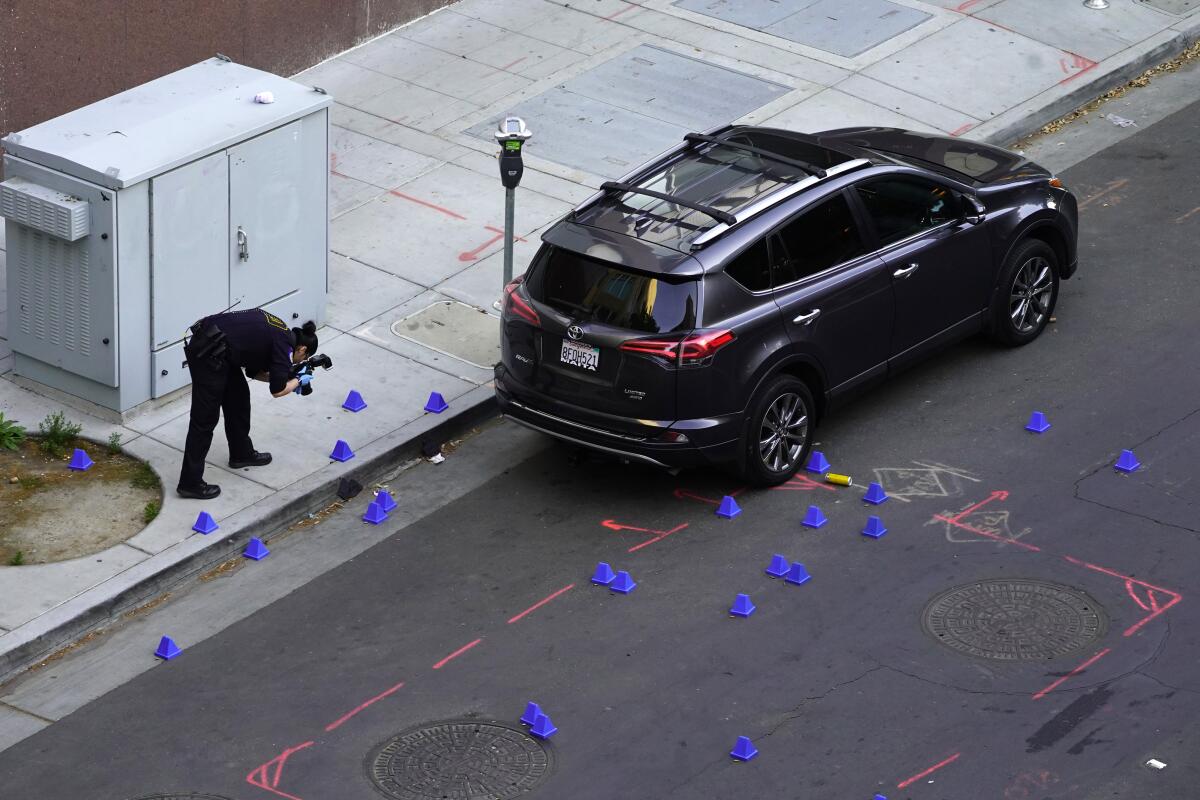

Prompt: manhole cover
[
  {"left": 367, "top": 719, "right": 553, "bottom": 800},
  {"left": 922, "top": 579, "right": 1107, "bottom": 661}
]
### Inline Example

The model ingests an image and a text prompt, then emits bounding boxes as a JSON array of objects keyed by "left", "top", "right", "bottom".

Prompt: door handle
[
  {"left": 237, "top": 226, "right": 250, "bottom": 262},
  {"left": 793, "top": 308, "right": 821, "bottom": 325},
  {"left": 893, "top": 263, "right": 919, "bottom": 279}
]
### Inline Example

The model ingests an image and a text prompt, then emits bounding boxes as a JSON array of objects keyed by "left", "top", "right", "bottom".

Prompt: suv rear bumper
[{"left": 495, "top": 366, "right": 741, "bottom": 469}]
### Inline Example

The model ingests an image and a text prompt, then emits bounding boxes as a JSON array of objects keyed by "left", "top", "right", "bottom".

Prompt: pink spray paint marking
[
  {"left": 246, "top": 740, "right": 315, "bottom": 800},
  {"left": 432, "top": 638, "right": 484, "bottom": 669},
  {"left": 772, "top": 473, "right": 837, "bottom": 492},
  {"left": 673, "top": 486, "right": 746, "bottom": 505},
  {"left": 389, "top": 189, "right": 467, "bottom": 220},
  {"left": 508, "top": 584, "right": 575, "bottom": 624},
  {"left": 1062, "top": 556, "right": 1182, "bottom": 637},
  {"left": 1032, "top": 648, "right": 1112, "bottom": 700},
  {"left": 898, "top": 752, "right": 961, "bottom": 789},
  {"left": 325, "top": 681, "right": 406, "bottom": 732}
]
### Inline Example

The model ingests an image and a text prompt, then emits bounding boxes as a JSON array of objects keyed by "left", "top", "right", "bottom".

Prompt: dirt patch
[{"left": 0, "top": 437, "right": 162, "bottom": 564}]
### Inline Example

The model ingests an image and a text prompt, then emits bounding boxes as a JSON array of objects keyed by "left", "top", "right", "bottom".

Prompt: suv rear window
[{"left": 527, "top": 246, "right": 697, "bottom": 334}]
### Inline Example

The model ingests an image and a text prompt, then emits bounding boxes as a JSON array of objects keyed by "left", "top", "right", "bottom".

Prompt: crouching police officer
[{"left": 177, "top": 309, "right": 319, "bottom": 499}]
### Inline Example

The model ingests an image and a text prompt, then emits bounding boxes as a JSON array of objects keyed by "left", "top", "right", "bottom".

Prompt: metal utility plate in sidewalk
[
  {"left": 463, "top": 45, "right": 790, "bottom": 174},
  {"left": 673, "top": 0, "right": 931, "bottom": 58},
  {"left": 391, "top": 300, "right": 501, "bottom": 370},
  {"left": 1137, "top": 0, "right": 1197, "bottom": 14}
]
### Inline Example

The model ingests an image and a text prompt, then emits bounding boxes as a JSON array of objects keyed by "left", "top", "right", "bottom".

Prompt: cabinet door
[
  {"left": 150, "top": 151, "right": 230, "bottom": 348},
  {"left": 228, "top": 118, "right": 325, "bottom": 315}
]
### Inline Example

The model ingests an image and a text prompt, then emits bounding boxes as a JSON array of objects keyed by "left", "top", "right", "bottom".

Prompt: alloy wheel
[
  {"left": 1009, "top": 256, "right": 1054, "bottom": 334},
  {"left": 758, "top": 392, "right": 809, "bottom": 473}
]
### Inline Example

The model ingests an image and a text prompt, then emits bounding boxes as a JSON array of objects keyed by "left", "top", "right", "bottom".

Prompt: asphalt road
[{"left": 2, "top": 100, "right": 1200, "bottom": 800}]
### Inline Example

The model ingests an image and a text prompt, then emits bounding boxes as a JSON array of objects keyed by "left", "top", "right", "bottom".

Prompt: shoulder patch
[{"left": 261, "top": 310, "right": 289, "bottom": 331}]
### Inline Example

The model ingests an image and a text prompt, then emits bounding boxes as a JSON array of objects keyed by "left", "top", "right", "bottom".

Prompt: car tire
[
  {"left": 737, "top": 375, "right": 815, "bottom": 487},
  {"left": 989, "top": 239, "right": 1059, "bottom": 346}
]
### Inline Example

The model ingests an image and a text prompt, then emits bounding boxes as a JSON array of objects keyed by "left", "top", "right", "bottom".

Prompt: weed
[
  {"left": 37, "top": 412, "right": 82, "bottom": 459},
  {"left": 131, "top": 460, "right": 160, "bottom": 491},
  {"left": 143, "top": 500, "right": 161, "bottom": 524},
  {"left": 17, "top": 474, "right": 44, "bottom": 491},
  {"left": 0, "top": 412, "right": 24, "bottom": 452},
  {"left": 7, "top": 551, "right": 25, "bottom": 567},
  {"left": 106, "top": 431, "right": 123, "bottom": 455}
]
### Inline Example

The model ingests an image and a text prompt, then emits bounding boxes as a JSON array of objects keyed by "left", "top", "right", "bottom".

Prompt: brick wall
[{"left": 0, "top": 0, "right": 453, "bottom": 143}]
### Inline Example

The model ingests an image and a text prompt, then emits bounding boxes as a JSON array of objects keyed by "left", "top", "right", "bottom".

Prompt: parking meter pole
[
  {"left": 495, "top": 117, "right": 532, "bottom": 298},
  {"left": 503, "top": 187, "right": 516, "bottom": 287}
]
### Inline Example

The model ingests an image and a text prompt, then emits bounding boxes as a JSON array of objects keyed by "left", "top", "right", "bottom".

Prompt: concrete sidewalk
[{"left": 1, "top": 0, "right": 1197, "bottom": 681}]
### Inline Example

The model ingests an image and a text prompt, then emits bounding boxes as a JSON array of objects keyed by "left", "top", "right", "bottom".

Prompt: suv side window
[
  {"left": 774, "top": 192, "right": 867, "bottom": 285},
  {"left": 723, "top": 237, "right": 772, "bottom": 293},
  {"left": 855, "top": 177, "right": 961, "bottom": 246}
]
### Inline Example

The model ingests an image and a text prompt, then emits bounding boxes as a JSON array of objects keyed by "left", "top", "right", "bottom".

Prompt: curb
[
  {"left": 0, "top": 385, "right": 497, "bottom": 685},
  {"left": 974, "top": 22, "right": 1200, "bottom": 147}
]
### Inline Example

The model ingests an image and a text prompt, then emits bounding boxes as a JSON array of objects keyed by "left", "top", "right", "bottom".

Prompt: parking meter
[
  {"left": 495, "top": 117, "right": 533, "bottom": 291},
  {"left": 495, "top": 116, "right": 531, "bottom": 188}
]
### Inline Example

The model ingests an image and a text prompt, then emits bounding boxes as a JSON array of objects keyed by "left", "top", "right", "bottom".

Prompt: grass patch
[
  {"left": 143, "top": 500, "right": 161, "bottom": 524},
  {"left": 0, "top": 412, "right": 25, "bottom": 452},
  {"left": 131, "top": 460, "right": 161, "bottom": 491},
  {"left": 7, "top": 551, "right": 25, "bottom": 567},
  {"left": 17, "top": 474, "right": 45, "bottom": 491},
  {"left": 38, "top": 411, "right": 83, "bottom": 459},
  {"left": 106, "top": 431, "right": 124, "bottom": 455}
]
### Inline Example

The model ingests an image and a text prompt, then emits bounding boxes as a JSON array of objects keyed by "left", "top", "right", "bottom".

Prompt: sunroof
[{"left": 573, "top": 130, "right": 855, "bottom": 251}]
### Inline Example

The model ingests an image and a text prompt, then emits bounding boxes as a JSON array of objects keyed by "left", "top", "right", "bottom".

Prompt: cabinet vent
[
  {"left": 0, "top": 177, "right": 90, "bottom": 241},
  {"left": 15, "top": 227, "right": 92, "bottom": 356}
]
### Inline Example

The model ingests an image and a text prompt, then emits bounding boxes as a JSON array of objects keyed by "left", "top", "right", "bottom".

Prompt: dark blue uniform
[{"left": 179, "top": 309, "right": 294, "bottom": 490}]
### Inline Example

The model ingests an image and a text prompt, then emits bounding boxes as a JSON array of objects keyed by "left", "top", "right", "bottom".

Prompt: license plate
[{"left": 560, "top": 339, "right": 599, "bottom": 371}]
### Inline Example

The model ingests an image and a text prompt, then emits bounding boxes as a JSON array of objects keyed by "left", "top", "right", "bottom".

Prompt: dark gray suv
[{"left": 495, "top": 125, "right": 1078, "bottom": 485}]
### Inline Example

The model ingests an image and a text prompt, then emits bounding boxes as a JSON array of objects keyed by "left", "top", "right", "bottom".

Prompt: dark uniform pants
[{"left": 179, "top": 356, "right": 256, "bottom": 488}]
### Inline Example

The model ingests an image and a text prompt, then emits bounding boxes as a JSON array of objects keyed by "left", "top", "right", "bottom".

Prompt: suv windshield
[{"left": 526, "top": 246, "right": 697, "bottom": 334}]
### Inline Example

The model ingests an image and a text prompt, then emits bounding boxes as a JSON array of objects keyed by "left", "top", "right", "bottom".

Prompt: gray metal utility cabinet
[{"left": 0, "top": 56, "right": 331, "bottom": 414}]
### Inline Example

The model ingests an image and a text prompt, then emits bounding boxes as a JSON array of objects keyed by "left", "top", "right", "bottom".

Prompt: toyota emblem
[{"left": 567, "top": 324, "right": 584, "bottom": 341}]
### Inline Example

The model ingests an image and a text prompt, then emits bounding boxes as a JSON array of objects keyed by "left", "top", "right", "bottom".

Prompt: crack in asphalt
[{"left": 1071, "top": 405, "right": 1200, "bottom": 535}]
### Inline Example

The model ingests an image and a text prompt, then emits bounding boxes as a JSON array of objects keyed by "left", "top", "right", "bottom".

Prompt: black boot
[
  {"left": 177, "top": 481, "right": 221, "bottom": 500},
  {"left": 229, "top": 451, "right": 272, "bottom": 469}
]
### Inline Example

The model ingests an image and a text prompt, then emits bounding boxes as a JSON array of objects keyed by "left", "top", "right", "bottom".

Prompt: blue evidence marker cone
[
  {"left": 716, "top": 495, "right": 742, "bottom": 519},
  {"left": 68, "top": 448, "right": 94, "bottom": 471},
  {"left": 590, "top": 562, "right": 616, "bottom": 585},
  {"left": 805, "top": 450, "right": 831, "bottom": 473},
  {"left": 730, "top": 593, "right": 756, "bottom": 618},
  {"left": 1114, "top": 449, "right": 1141, "bottom": 473},
  {"left": 862, "top": 516, "right": 888, "bottom": 539},
  {"left": 863, "top": 482, "right": 888, "bottom": 505},
  {"left": 192, "top": 511, "right": 218, "bottom": 534},
  {"left": 529, "top": 712, "right": 558, "bottom": 740},
  {"left": 424, "top": 392, "right": 449, "bottom": 413},
  {"left": 362, "top": 502, "right": 388, "bottom": 525},
  {"left": 154, "top": 635, "right": 182, "bottom": 660},
  {"left": 610, "top": 570, "right": 637, "bottom": 594},
  {"left": 243, "top": 537, "right": 270, "bottom": 560},
  {"left": 520, "top": 702, "right": 543, "bottom": 725},
  {"left": 730, "top": 735, "right": 759, "bottom": 761},
  {"left": 1024, "top": 410, "right": 1051, "bottom": 433},
  {"left": 801, "top": 505, "right": 827, "bottom": 528},
  {"left": 330, "top": 439, "right": 355, "bottom": 462},
  {"left": 785, "top": 562, "right": 812, "bottom": 586},
  {"left": 375, "top": 490, "right": 398, "bottom": 513},
  {"left": 342, "top": 390, "right": 367, "bottom": 412},
  {"left": 765, "top": 554, "right": 789, "bottom": 578},
  {"left": 875, "top": 796, "right": 889, "bottom": 800}
]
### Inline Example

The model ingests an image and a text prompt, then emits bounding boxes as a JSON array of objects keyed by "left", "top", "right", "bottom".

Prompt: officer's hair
[{"left": 293, "top": 320, "right": 318, "bottom": 355}]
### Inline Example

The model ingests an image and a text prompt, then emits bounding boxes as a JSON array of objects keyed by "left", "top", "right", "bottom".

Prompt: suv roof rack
[
  {"left": 684, "top": 132, "right": 827, "bottom": 179},
  {"left": 688, "top": 156, "right": 871, "bottom": 250},
  {"left": 598, "top": 181, "right": 737, "bottom": 226}
]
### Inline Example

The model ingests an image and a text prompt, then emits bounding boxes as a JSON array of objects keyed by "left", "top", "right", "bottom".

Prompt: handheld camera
[{"left": 291, "top": 353, "right": 333, "bottom": 396}]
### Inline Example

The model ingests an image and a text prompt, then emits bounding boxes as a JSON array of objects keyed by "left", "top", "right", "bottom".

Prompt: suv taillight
[
  {"left": 619, "top": 329, "right": 735, "bottom": 366},
  {"left": 504, "top": 277, "right": 540, "bottom": 326}
]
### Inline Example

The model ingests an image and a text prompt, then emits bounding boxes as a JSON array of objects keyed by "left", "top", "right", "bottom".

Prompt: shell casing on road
[{"left": 824, "top": 472, "right": 853, "bottom": 486}]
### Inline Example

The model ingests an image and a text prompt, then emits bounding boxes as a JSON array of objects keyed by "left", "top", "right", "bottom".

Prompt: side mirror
[{"left": 963, "top": 195, "right": 986, "bottom": 225}]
